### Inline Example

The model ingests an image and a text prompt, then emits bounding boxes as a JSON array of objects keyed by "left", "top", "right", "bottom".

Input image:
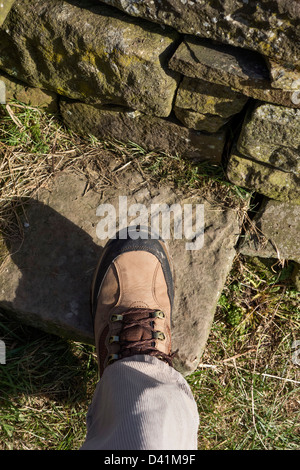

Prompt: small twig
[
  {"left": 223, "top": 349, "right": 256, "bottom": 362},
  {"left": 259, "top": 373, "right": 300, "bottom": 385},
  {"left": 197, "top": 363, "right": 219, "bottom": 369},
  {"left": 199, "top": 361, "right": 300, "bottom": 385},
  {"left": 114, "top": 160, "right": 132, "bottom": 172}
]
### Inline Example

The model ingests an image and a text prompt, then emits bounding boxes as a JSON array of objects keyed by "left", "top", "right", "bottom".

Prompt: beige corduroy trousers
[{"left": 80, "top": 355, "right": 199, "bottom": 450}]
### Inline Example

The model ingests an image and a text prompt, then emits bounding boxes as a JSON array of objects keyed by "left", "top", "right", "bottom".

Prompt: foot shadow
[{"left": 1, "top": 198, "right": 103, "bottom": 345}]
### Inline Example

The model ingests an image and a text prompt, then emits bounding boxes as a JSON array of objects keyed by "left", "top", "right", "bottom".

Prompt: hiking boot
[{"left": 91, "top": 226, "right": 174, "bottom": 376}]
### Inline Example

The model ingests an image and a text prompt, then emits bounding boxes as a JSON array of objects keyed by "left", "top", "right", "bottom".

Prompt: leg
[
  {"left": 81, "top": 226, "right": 199, "bottom": 450},
  {"left": 81, "top": 356, "right": 199, "bottom": 450}
]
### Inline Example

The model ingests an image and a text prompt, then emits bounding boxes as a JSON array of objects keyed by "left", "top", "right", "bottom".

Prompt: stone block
[
  {"left": 237, "top": 102, "right": 300, "bottom": 173},
  {"left": 267, "top": 59, "right": 300, "bottom": 91},
  {"left": 227, "top": 147, "right": 300, "bottom": 204},
  {"left": 0, "top": 0, "right": 179, "bottom": 117},
  {"left": 239, "top": 199, "right": 300, "bottom": 263},
  {"left": 60, "top": 100, "right": 226, "bottom": 164},
  {"left": 169, "top": 38, "right": 300, "bottom": 108},
  {"left": 238, "top": 102, "right": 300, "bottom": 149},
  {"left": 173, "top": 77, "right": 248, "bottom": 132}
]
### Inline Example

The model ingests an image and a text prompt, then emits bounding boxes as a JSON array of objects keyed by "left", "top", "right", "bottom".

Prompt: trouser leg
[{"left": 80, "top": 355, "right": 199, "bottom": 450}]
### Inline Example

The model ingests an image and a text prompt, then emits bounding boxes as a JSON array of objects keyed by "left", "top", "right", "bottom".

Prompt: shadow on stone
[{"left": 1, "top": 198, "right": 102, "bottom": 345}]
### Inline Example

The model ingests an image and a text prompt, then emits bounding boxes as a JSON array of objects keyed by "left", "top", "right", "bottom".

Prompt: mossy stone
[
  {"left": 0, "top": 0, "right": 15, "bottom": 27},
  {"left": 100, "top": 0, "right": 300, "bottom": 67},
  {"left": 227, "top": 146, "right": 300, "bottom": 204},
  {"left": 237, "top": 102, "right": 300, "bottom": 173},
  {"left": 0, "top": 72, "right": 57, "bottom": 112},
  {"left": 173, "top": 77, "right": 248, "bottom": 131},
  {"left": 0, "top": 0, "right": 179, "bottom": 117}
]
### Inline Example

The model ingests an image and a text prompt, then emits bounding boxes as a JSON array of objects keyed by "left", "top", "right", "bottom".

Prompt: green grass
[
  {"left": 187, "top": 256, "right": 300, "bottom": 450},
  {"left": 0, "top": 102, "right": 299, "bottom": 450},
  {"left": 0, "top": 314, "right": 98, "bottom": 450}
]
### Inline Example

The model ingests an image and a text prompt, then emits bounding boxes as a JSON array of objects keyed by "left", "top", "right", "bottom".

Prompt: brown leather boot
[{"left": 91, "top": 226, "right": 174, "bottom": 376}]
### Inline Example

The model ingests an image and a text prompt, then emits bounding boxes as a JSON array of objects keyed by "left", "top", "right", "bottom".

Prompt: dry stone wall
[{"left": 0, "top": 0, "right": 299, "bottom": 265}]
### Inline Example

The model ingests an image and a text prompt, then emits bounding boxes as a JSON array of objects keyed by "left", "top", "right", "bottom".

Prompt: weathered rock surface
[
  {"left": 174, "top": 77, "right": 248, "bottom": 132},
  {"left": 169, "top": 39, "right": 300, "bottom": 108},
  {"left": 0, "top": 0, "right": 179, "bottom": 117},
  {"left": 0, "top": 170, "right": 243, "bottom": 375},
  {"left": 0, "top": 72, "right": 58, "bottom": 112},
  {"left": 0, "top": 0, "right": 15, "bottom": 27},
  {"left": 237, "top": 144, "right": 300, "bottom": 175},
  {"left": 238, "top": 102, "right": 300, "bottom": 149},
  {"left": 237, "top": 102, "right": 300, "bottom": 173},
  {"left": 239, "top": 199, "right": 300, "bottom": 263},
  {"left": 60, "top": 100, "right": 226, "bottom": 163},
  {"left": 227, "top": 147, "right": 300, "bottom": 204},
  {"left": 267, "top": 59, "right": 300, "bottom": 91},
  {"left": 173, "top": 109, "right": 227, "bottom": 133},
  {"left": 99, "top": 0, "right": 300, "bottom": 67}
]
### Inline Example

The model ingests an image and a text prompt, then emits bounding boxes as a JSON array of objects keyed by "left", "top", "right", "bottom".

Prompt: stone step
[{"left": 0, "top": 170, "right": 243, "bottom": 375}]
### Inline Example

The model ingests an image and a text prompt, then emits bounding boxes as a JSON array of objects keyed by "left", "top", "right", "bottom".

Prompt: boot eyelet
[
  {"left": 109, "top": 335, "right": 119, "bottom": 344},
  {"left": 153, "top": 331, "right": 165, "bottom": 341},
  {"left": 151, "top": 310, "right": 165, "bottom": 319},
  {"left": 110, "top": 314, "right": 123, "bottom": 322},
  {"left": 107, "top": 354, "right": 119, "bottom": 365}
]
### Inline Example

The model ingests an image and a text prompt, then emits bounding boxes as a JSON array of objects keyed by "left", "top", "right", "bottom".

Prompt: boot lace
[{"left": 108, "top": 307, "right": 174, "bottom": 367}]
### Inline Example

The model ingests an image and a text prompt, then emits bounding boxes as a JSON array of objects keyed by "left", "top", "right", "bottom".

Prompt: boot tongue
[
  {"left": 119, "top": 308, "right": 154, "bottom": 343},
  {"left": 120, "top": 325, "right": 153, "bottom": 342}
]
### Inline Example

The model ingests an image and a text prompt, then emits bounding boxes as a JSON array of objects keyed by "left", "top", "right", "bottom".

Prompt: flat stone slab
[{"left": 0, "top": 170, "right": 242, "bottom": 375}]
